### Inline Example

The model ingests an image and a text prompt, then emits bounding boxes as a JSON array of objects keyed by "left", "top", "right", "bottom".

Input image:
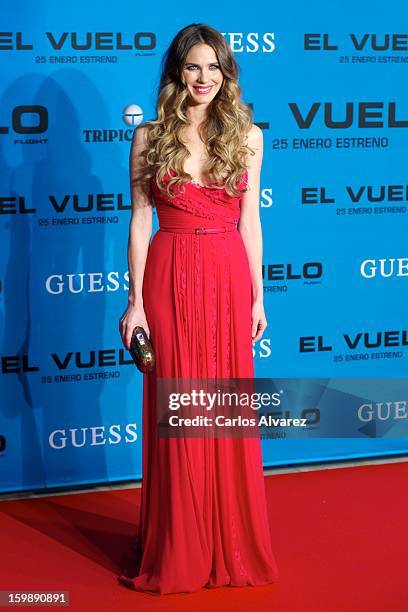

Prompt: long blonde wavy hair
[{"left": 139, "top": 23, "right": 255, "bottom": 201}]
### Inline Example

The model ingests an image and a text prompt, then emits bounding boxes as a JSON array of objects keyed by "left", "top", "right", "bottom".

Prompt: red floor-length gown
[{"left": 118, "top": 168, "right": 279, "bottom": 594}]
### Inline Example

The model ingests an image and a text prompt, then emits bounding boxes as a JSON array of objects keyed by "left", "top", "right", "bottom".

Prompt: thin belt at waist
[{"left": 159, "top": 225, "right": 237, "bottom": 235}]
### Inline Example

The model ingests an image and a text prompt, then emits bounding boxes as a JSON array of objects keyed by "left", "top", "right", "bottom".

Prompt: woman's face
[{"left": 182, "top": 43, "right": 224, "bottom": 104}]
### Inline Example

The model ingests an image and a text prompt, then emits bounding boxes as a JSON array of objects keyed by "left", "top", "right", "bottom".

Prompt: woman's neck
[{"left": 186, "top": 104, "right": 208, "bottom": 127}]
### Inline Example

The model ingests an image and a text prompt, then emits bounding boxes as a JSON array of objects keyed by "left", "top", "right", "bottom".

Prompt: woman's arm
[
  {"left": 127, "top": 125, "right": 153, "bottom": 308},
  {"left": 238, "top": 124, "right": 267, "bottom": 343},
  {"left": 119, "top": 125, "right": 153, "bottom": 349}
]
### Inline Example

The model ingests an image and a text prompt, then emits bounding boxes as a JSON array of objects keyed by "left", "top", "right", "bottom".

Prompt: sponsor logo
[
  {"left": 358, "top": 401, "right": 408, "bottom": 422},
  {"left": 222, "top": 32, "right": 275, "bottom": 53},
  {"left": 360, "top": 258, "right": 408, "bottom": 278},
  {"left": 45, "top": 271, "right": 129, "bottom": 294},
  {"left": 48, "top": 423, "right": 138, "bottom": 449}
]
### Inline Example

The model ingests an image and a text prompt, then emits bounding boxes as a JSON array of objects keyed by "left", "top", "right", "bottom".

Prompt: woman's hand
[
  {"left": 119, "top": 303, "right": 150, "bottom": 350},
  {"left": 251, "top": 300, "right": 267, "bottom": 344}
]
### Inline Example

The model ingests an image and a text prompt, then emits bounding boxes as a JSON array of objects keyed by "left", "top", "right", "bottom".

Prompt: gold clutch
[{"left": 129, "top": 326, "right": 156, "bottom": 373}]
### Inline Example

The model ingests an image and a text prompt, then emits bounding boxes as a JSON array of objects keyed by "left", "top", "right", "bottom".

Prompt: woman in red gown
[{"left": 118, "top": 23, "right": 279, "bottom": 595}]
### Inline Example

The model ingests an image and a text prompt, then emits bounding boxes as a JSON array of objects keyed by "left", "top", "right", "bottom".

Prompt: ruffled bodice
[{"left": 150, "top": 169, "right": 248, "bottom": 231}]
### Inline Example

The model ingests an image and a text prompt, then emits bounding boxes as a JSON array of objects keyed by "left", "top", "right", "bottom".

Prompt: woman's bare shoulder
[
  {"left": 247, "top": 123, "right": 263, "bottom": 146},
  {"left": 132, "top": 122, "right": 151, "bottom": 146}
]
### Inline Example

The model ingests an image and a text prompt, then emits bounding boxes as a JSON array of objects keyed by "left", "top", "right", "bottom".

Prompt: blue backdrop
[{"left": 1, "top": 1, "right": 407, "bottom": 493}]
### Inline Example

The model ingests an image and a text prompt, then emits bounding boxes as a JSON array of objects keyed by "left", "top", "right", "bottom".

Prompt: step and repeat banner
[{"left": 1, "top": 1, "right": 407, "bottom": 493}]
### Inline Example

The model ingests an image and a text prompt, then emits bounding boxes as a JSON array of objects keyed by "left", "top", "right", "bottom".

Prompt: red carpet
[{"left": 1, "top": 461, "right": 407, "bottom": 611}]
